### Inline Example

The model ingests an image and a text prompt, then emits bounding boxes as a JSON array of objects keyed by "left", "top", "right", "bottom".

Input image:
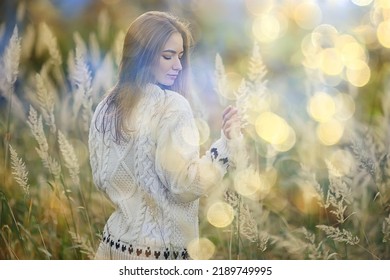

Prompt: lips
[{"left": 167, "top": 74, "right": 178, "bottom": 80}]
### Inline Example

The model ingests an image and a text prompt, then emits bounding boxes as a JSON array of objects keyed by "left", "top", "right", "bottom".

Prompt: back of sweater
[{"left": 89, "top": 84, "right": 230, "bottom": 259}]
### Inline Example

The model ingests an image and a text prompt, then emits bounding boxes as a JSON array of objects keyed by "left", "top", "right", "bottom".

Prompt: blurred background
[{"left": 1, "top": 0, "right": 390, "bottom": 260}]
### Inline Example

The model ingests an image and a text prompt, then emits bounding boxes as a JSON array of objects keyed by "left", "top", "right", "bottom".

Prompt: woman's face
[{"left": 152, "top": 32, "right": 184, "bottom": 87}]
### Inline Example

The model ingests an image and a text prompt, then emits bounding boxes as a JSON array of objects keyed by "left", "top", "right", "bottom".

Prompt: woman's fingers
[
  {"left": 222, "top": 106, "right": 238, "bottom": 125},
  {"left": 222, "top": 106, "right": 241, "bottom": 139}
]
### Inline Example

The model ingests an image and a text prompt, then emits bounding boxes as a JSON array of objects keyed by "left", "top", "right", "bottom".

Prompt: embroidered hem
[{"left": 94, "top": 232, "right": 189, "bottom": 260}]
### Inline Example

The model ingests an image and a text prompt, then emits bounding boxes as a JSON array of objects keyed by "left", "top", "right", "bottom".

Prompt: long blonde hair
[{"left": 96, "top": 11, "right": 193, "bottom": 142}]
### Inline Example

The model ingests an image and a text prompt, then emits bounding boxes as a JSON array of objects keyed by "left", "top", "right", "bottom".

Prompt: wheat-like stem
[
  {"left": 2, "top": 26, "right": 21, "bottom": 187},
  {"left": 214, "top": 53, "right": 228, "bottom": 105},
  {"left": 69, "top": 231, "right": 95, "bottom": 259},
  {"left": 58, "top": 130, "right": 80, "bottom": 186},
  {"left": 39, "top": 22, "right": 65, "bottom": 88},
  {"left": 27, "top": 106, "right": 61, "bottom": 179},
  {"left": 39, "top": 22, "right": 62, "bottom": 66},
  {"left": 57, "top": 130, "right": 95, "bottom": 246},
  {"left": 35, "top": 73, "right": 56, "bottom": 133},
  {"left": 9, "top": 145, "right": 30, "bottom": 198},
  {"left": 248, "top": 42, "right": 268, "bottom": 88},
  {"left": 316, "top": 225, "right": 360, "bottom": 246}
]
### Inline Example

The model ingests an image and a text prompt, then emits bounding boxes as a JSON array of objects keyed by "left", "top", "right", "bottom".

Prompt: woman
[{"left": 89, "top": 11, "right": 240, "bottom": 260}]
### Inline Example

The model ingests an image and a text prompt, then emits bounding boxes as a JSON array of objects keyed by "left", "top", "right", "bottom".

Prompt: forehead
[{"left": 162, "top": 32, "right": 184, "bottom": 51}]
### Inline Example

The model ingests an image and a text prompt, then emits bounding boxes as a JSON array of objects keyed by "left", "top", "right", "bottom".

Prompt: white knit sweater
[{"left": 89, "top": 84, "right": 231, "bottom": 260}]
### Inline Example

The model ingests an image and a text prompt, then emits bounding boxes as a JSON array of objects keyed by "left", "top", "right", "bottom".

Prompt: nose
[{"left": 173, "top": 57, "right": 182, "bottom": 71}]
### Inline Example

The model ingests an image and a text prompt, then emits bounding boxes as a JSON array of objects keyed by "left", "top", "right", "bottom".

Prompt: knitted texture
[{"left": 89, "top": 84, "right": 231, "bottom": 259}]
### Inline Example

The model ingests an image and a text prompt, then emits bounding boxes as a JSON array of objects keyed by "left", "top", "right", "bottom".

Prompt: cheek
[{"left": 158, "top": 59, "right": 172, "bottom": 73}]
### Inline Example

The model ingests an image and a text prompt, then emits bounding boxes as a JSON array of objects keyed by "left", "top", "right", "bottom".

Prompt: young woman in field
[{"left": 88, "top": 11, "right": 241, "bottom": 260}]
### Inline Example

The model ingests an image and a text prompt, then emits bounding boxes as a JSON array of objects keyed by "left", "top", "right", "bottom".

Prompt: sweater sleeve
[{"left": 155, "top": 94, "right": 230, "bottom": 203}]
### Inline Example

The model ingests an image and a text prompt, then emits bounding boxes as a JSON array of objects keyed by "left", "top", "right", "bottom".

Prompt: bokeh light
[
  {"left": 308, "top": 92, "right": 336, "bottom": 122},
  {"left": 319, "top": 48, "right": 344, "bottom": 75},
  {"left": 311, "top": 24, "right": 338, "bottom": 49},
  {"left": 252, "top": 14, "right": 281, "bottom": 43},
  {"left": 234, "top": 168, "right": 261, "bottom": 198},
  {"left": 272, "top": 125, "right": 296, "bottom": 152},
  {"left": 377, "top": 20, "right": 390, "bottom": 48},
  {"left": 255, "top": 111, "right": 290, "bottom": 145},
  {"left": 245, "top": 94, "right": 271, "bottom": 125},
  {"left": 207, "top": 201, "right": 235, "bottom": 228},
  {"left": 316, "top": 119, "right": 344, "bottom": 145},
  {"left": 187, "top": 237, "right": 215, "bottom": 260},
  {"left": 334, "top": 93, "right": 355, "bottom": 121},
  {"left": 345, "top": 59, "right": 371, "bottom": 87},
  {"left": 293, "top": 1, "right": 322, "bottom": 30},
  {"left": 340, "top": 43, "right": 366, "bottom": 66}
]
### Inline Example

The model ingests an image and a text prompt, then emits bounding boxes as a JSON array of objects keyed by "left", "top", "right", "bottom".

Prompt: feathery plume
[
  {"left": 73, "top": 32, "right": 88, "bottom": 57},
  {"left": 69, "top": 231, "right": 95, "bottom": 259},
  {"left": 58, "top": 130, "right": 80, "bottom": 186},
  {"left": 35, "top": 73, "right": 56, "bottom": 133},
  {"left": 235, "top": 79, "right": 250, "bottom": 127},
  {"left": 248, "top": 42, "right": 268, "bottom": 87},
  {"left": 350, "top": 138, "right": 376, "bottom": 179},
  {"left": 316, "top": 225, "right": 359, "bottom": 245},
  {"left": 27, "top": 106, "right": 61, "bottom": 178},
  {"left": 257, "top": 231, "right": 269, "bottom": 252},
  {"left": 214, "top": 53, "right": 228, "bottom": 103},
  {"left": 238, "top": 203, "right": 258, "bottom": 242},
  {"left": 39, "top": 23, "right": 62, "bottom": 66},
  {"left": 298, "top": 164, "right": 323, "bottom": 205},
  {"left": 71, "top": 47, "right": 93, "bottom": 132},
  {"left": 319, "top": 160, "right": 354, "bottom": 224},
  {"left": 3, "top": 26, "right": 21, "bottom": 85},
  {"left": 27, "top": 106, "right": 48, "bottom": 152},
  {"left": 9, "top": 145, "right": 30, "bottom": 197}
]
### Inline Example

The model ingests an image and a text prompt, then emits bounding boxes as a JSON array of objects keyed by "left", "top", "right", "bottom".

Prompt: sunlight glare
[{"left": 207, "top": 201, "right": 235, "bottom": 228}]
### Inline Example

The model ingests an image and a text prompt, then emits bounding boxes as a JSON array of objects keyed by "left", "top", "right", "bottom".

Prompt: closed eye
[{"left": 162, "top": 49, "right": 184, "bottom": 60}]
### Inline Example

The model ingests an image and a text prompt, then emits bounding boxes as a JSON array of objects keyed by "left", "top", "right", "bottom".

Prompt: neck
[{"left": 156, "top": 83, "right": 171, "bottom": 90}]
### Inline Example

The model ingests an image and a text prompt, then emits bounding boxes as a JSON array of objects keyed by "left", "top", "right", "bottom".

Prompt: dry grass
[{"left": 1, "top": 3, "right": 390, "bottom": 260}]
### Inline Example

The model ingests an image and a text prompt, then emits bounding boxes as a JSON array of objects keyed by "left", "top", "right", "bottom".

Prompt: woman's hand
[{"left": 222, "top": 105, "right": 241, "bottom": 140}]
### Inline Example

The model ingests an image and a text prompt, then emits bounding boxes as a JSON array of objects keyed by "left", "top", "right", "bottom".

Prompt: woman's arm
[{"left": 155, "top": 93, "right": 239, "bottom": 203}]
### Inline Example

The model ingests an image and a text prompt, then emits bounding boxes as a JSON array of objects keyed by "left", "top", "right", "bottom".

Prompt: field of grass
[{"left": 1, "top": 1, "right": 390, "bottom": 260}]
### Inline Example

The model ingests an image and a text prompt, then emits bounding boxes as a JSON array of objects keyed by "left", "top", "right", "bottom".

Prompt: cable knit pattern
[{"left": 89, "top": 84, "right": 231, "bottom": 259}]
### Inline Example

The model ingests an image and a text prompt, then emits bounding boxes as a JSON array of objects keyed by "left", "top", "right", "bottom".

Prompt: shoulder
[
  {"left": 144, "top": 84, "right": 192, "bottom": 114},
  {"left": 164, "top": 90, "right": 192, "bottom": 113}
]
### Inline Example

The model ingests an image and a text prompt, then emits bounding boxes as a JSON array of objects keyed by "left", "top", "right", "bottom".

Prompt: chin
[{"left": 161, "top": 81, "right": 174, "bottom": 87}]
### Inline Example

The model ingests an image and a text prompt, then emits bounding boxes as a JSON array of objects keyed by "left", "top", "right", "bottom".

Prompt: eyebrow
[{"left": 162, "top": 49, "right": 184, "bottom": 54}]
